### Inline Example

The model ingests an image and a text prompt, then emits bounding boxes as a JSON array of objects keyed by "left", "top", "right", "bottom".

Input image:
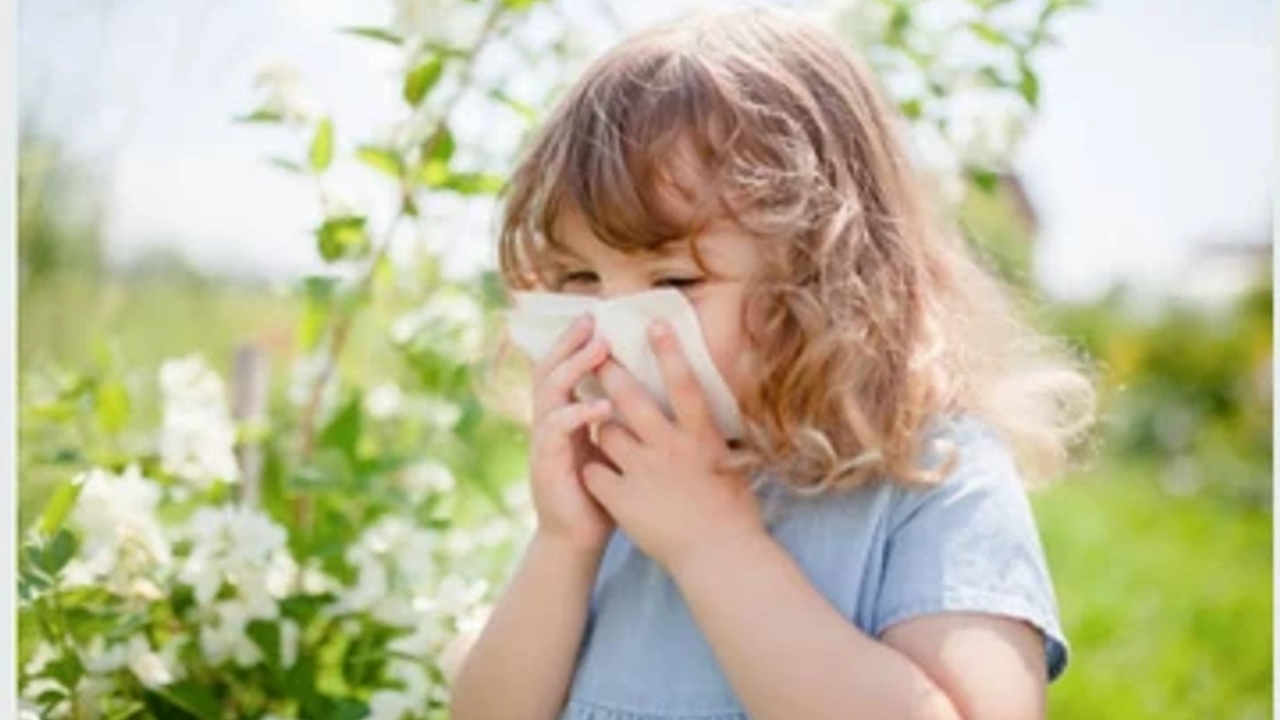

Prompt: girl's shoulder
[{"left": 759, "top": 411, "right": 1069, "bottom": 681}]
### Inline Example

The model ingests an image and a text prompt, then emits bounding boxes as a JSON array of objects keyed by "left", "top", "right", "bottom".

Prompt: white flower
[
  {"left": 158, "top": 355, "right": 240, "bottom": 489},
  {"left": 21, "top": 678, "right": 70, "bottom": 719},
  {"left": 81, "top": 635, "right": 131, "bottom": 674},
  {"left": 335, "top": 516, "right": 438, "bottom": 626},
  {"left": 367, "top": 658, "right": 434, "bottom": 720},
  {"left": 442, "top": 528, "right": 475, "bottom": 557},
  {"left": 365, "top": 382, "right": 405, "bottom": 419},
  {"left": 281, "top": 619, "right": 301, "bottom": 669},
  {"left": 74, "top": 675, "right": 112, "bottom": 720},
  {"left": 67, "top": 466, "right": 171, "bottom": 595},
  {"left": 300, "top": 558, "right": 340, "bottom": 595},
  {"left": 158, "top": 635, "right": 188, "bottom": 682},
  {"left": 399, "top": 460, "right": 455, "bottom": 502},
  {"left": 200, "top": 599, "right": 265, "bottom": 667},
  {"left": 178, "top": 505, "right": 297, "bottom": 619},
  {"left": 946, "top": 89, "right": 1029, "bottom": 168},
  {"left": 502, "top": 482, "right": 538, "bottom": 532},
  {"left": 391, "top": 291, "right": 484, "bottom": 359},
  {"left": 253, "top": 56, "right": 319, "bottom": 125},
  {"left": 388, "top": 618, "right": 445, "bottom": 659},
  {"left": 367, "top": 689, "right": 418, "bottom": 720},
  {"left": 392, "top": 0, "right": 488, "bottom": 48},
  {"left": 456, "top": 601, "right": 492, "bottom": 635},
  {"left": 423, "top": 574, "right": 488, "bottom": 619},
  {"left": 159, "top": 410, "right": 240, "bottom": 488},
  {"left": 159, "top": 356, "right": 226, "bottom": 407},
  {"left": 410, "top": 394, "right": 463, "bottom": 428},
  {"left": 124, "top": 635, "right": 175, "bottom": 688}
]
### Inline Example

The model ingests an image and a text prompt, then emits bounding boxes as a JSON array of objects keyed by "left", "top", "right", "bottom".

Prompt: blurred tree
[{"left": 18, "top": 123, "right": 108, "bottom": 287}]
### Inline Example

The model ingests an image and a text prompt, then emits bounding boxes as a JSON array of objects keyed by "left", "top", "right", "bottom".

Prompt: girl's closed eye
[
  {"left": 655, "top": 276, "right": 703, "bottom": 289},
  {"left": 553, "top": 270, "right": 705, "bottom": 291}
]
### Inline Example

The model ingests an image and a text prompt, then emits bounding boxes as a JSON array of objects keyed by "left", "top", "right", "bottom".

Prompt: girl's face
[{"left": 548, "top": 207, "right": 764, "bottom": 405}]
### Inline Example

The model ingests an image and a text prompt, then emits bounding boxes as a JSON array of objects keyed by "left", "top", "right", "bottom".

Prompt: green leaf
[
  {"left": 310, "top": 117, "right": 335, "bottom": 172},
  {"left": 340, "top": 26, "right": 403, "bottom": 45},
  {"left": 247, "top": 619, "right": 282, "bottom": 672},
  {"left": 43, "top": 529, "right": 78, "bottom": 576},
  {"left": 423, "top": 125, "right": 456, "bottom": 163},
  {"left": 488, "top": 88, "right": 538, "bottom": 124},
  {"left": 160, "top": 680, "right": 221, "bottom": 719},
  {"left": 235, "top": 108, "right": 284, "bottom": 124},
  {"left": 291, "top": 448, "right": 356, "bottom": 492},
  {"left": 415, "top": 159, "right": 451, "bottom": 188},
  {"left": 1018, "top": 61, "right": 1041, "bottom": 108},
  {"left": 40, "top": 481, "right": 84, "bottom": 535},
  {"left": 45, "top": 653, "right": 85, "bottom": 695},
  {"left": 314, "top": 216, "right": 369, "bottom": 262},
  {"left": 329, "top": 698, "right": 372, "bottom": 720},
  {"left": 899, "top": 98, "right": 923, "bottom": 120},
  {"left": 299, "top": 276, "right": 339, "bottom": 351},
  {"left": 404, "top": 56, "right": 445, "bottom": 105},
  {"left": 95, "top": 379, "right": 130, "bottom": 433},
  {"left": 968, "top": 21, "right": 1005, "bottom": 46},
  {"left": 286, "top": 654, "right": 322, "bottom": 711},
  {"left": 270, "top": 157, "right": 307, "bottom": 174},
  {"left": 503, "top": 0, "right": 541, "bottom": 9},
  {"left": 356, "top": 146, "right": 404, "bottom": 178},
  {"left": 105, "top": 704, "right": 148, "bottom": 720},
  {"left": 889, "top": 5, "right": 911, "bottom": 41},
  {"left": 318, "top": 393, "right": 363, "bottom": 461},
  {"left": 968, "top": 166, "right": 1001, "bottom": 194},
  {"left": 444, "top": 172, "right": 506, "bottom": 196},
  {"left": 976, "top": 65, "right": 1007, "bottom": 88}
]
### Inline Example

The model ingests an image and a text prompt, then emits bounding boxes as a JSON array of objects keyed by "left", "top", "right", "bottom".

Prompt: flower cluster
[
  {"left": 159, "top": 355, "right": 241, "bottom": 490},
  {"left": 179, "top": 505, "right": 300, "bottom": 667}
]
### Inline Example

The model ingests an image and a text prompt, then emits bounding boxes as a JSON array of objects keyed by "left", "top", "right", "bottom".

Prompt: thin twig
[{"left": 292, "top": 1, "right": 516, "bottom": 530}]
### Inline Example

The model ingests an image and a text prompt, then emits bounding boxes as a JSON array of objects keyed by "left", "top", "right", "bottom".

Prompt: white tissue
[{"left": 505, "top": 289, "right": 745, "bottom": 440}]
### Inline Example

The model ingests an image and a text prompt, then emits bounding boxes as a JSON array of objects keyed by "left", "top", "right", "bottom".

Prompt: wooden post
[{"left": 231, "top": 342, "right": 269, "bottom": 505}]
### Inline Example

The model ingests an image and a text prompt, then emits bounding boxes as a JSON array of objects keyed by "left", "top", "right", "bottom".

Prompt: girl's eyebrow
[{"left": 548, "top": 239, "right": 695, "bottom": 263}]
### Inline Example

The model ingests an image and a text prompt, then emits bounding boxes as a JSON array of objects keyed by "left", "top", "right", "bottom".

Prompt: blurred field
[
  {"left": 1036, "top": 459, "right": 1272, "bottom": 719},
  {"left": 17, "top": 274, "right": 1273, "bottom": 719}
]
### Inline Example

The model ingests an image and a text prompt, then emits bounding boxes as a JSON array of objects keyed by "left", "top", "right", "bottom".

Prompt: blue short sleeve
[{"left": 872, "top": 417, "right": 1070, "bottom": 682}]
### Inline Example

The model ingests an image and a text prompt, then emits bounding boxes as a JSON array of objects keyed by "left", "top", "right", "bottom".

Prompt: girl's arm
[
  {"left": 448, "top": 531, "right": 604, "bottom": 720},
  {"left": 668, "top": 532, "right": 1045, "bottom": 720}
]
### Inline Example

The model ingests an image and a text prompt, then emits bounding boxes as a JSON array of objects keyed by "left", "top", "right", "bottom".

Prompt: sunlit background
[{"left": 16, "top": 0, "right": 1273, "bottom": 718}]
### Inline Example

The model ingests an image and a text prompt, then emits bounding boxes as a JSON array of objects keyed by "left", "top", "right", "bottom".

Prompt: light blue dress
[{"left": 558, "top": 414, "right": 1069, "bottom": 720}]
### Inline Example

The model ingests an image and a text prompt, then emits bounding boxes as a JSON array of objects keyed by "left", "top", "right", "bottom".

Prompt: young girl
[{"left": 451, "top": 6, "right": 1096, "bottom": 720}]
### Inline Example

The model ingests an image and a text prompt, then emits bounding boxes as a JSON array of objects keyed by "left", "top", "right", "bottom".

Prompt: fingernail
[{"left": 649, "top": 321, "right": 669, "bottom": 340}]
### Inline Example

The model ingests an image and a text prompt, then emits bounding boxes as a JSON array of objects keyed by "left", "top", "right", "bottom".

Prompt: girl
[{"left": 451, "top": 6, "right": 1096, "bottom": 720}]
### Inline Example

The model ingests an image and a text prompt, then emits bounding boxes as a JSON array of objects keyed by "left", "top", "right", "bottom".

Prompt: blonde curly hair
[{"left": 493, "top": 6, "right": 1098, "bottom": 493}]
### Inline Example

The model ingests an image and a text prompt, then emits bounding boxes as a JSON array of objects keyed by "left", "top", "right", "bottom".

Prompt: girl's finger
[
  {"left": 595, "top": 419, "right": 642, "bottom": 472},
  {"left": 531, "top": 313, "right": 595, "bottom": 386},
  {"left": 541, "top": 399, "right": 614, "bottom": 446},
  {"left": 595, "top": 359, "right": 671, "bottom": 443},
  {"left": 648, "top": 321, "right": 719, "bottom": 439},
  {"left": 534, "top": 336, "right": 610, "bottom": 418}
]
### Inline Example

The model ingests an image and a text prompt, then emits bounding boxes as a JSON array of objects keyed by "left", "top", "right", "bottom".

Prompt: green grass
[
  {"left": 19, "top": 274, "right": 301, "bottom": 374},
  {"left": 1035, "top": 460, "right": 1272, "bottom": 719}
]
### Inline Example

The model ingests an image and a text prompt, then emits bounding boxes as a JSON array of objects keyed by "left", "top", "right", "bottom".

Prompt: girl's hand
[
  {"left": 528, "top": 313, "right": 617, "bottom": 555},
  {"left": 582, "top": 320, "right": 766, "bottom": 574}
]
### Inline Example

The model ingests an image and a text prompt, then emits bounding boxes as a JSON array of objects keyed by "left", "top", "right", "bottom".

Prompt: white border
[
  {"left": 2, "top": 0, "right": 17, "bottom": 714},
  {"left": 1272, "top": 0, "right": 1279, "bottom": 711}
]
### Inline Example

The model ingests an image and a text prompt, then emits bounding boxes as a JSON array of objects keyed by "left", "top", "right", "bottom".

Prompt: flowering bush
[{"left": 17, "top": 0, "right": 1078, "bottom": 717}]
